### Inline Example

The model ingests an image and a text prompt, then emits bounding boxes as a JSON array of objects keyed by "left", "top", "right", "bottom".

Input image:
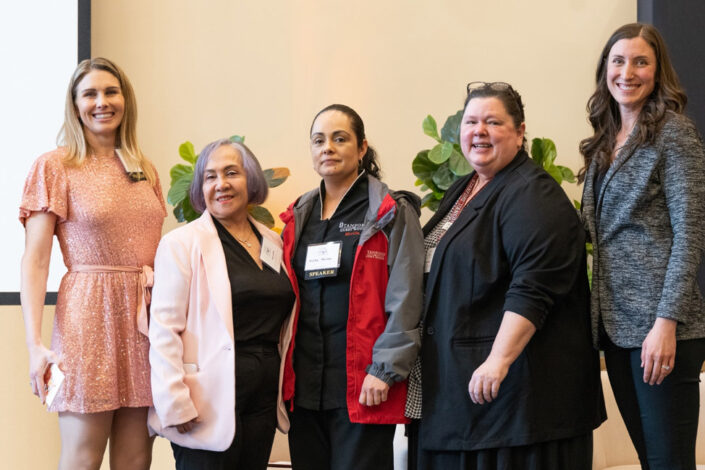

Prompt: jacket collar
[
  {"left": 280, "top": 173, "right": 395, "bottom": 245},
  {"left": 423, "top": 150, "right": 529, "bottom": 308}
]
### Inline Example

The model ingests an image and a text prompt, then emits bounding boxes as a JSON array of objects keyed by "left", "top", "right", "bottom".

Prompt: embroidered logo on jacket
[
  {"left": 365, "top": 250, "right": 385, "bottom": 260},
  {"left": 339, "top": 222, "right": 365, "bottom": 232}
]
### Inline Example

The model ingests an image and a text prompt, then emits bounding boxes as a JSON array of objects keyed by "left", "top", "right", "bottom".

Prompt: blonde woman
[{"left": 20, "top": 57, "right": 165, "bottom": 470}]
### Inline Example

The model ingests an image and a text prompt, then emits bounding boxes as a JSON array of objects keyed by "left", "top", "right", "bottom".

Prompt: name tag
[
  {"left": 304, "top": 242, "right": 342, "bottom": 279},
  {"left": 260, "top": 237, "right": 282, "bottom": 273},
  {"left": 424, "top": 247, "right": 436, "bottom": 273}
]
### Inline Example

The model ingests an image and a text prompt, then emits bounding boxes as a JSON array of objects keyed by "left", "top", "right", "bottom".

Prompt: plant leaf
[
  {"left": 421, "top": 193, "right": 441, "bottom": 212},
  {"left": 573, "top": 199, "right": 582, "bottom": 210},
  {"left": 181, "top": 196, "right": 200, "bottom": 222},
  {"left": 173, "top": 203, "right": 186, "bottom": 223},
  {"left": 263, "top": 167, "right": 290, "bottom": 188},
  {"left": 532, "top": 137, "right": 557, "bottom": 166},
  {"left": 249, "top": 205, "right": 275, "bottom": 228},
  {"left": 412, "top": 150, "right": 438, "bottom": 182},
  {"left": 440, "top": 109, "right": 464, "bottom": 144},
  {"left": 422, "top": 116, "right": 440, "bottom": 142},
  {"left": 167, "top": 173, "right": 194, "bottom": 206},
  {"left": 170, "top": 164, "right": 193, "bottom": 185},
  {"left": 179, "top": 142, "right": 197, "bottom": 164},
  {"left": 545, "top": 164, "right": 563, "bottom": 183},
  {"left": 229, "top": 135, "right": 245, "bottom": 143},
  {"left": 530, "top": 137, "right": 545, "bottom": 166},
  {"left": 449, "top": 148, "right": 472, "bottom": 176},
  {"left": 558, "top": 165, "right": 576, "bottom": 183},
  {"left": 428, "top": 143, "right": 451, "bottom": 164},
  {"left": 432, "top": 162, "right": 456, "bottom": 190}
]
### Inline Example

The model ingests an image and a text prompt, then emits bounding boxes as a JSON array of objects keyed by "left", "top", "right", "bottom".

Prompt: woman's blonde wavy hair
[{"left": 58, "top": 57, "right": 156, "bottom": 185}]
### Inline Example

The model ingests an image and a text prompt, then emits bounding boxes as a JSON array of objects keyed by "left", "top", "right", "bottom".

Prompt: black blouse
[
  {"left": 213, "top": 218, "right": 294, "bottom": 345},
  {"left": 292, "top": 175, "right": 369, "bottom": 410}
]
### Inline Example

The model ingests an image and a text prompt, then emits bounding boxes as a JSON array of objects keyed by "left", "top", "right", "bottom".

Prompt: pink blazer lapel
[{"left": 195, "top": 211, "right": 234, "bottom": 340}]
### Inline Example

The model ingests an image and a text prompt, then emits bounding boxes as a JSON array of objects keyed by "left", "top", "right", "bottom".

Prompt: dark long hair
[
  {"left": 578, "top": 23, "right": 686, "bottom": 182},
  {"left": 310, "top": 104, "right": 381, "bottom": 178}
]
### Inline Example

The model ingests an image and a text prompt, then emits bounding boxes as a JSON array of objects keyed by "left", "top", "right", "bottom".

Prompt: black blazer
[{"left": 420, "top": 151, "right": 605, "bottom": 451}]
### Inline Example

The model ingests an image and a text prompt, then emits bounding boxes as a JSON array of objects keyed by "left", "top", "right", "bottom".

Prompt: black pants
[
  {"left": 604, "top": 336, "right": 705, "bottom": 470},
  {"left": 287, "top": 406, "right": 395, "bottom": 470},
  {"left": 171, "top": 345, "right": 280, "bottom": 470}
]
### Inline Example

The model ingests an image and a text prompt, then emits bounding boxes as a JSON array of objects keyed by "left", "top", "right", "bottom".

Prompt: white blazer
[{"left": 147, "top": 210, "right": 294, "bottom": 451}]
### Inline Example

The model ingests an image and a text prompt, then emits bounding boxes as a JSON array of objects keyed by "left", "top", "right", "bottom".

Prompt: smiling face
[
  {"left": 460, "top": 97, "right": 525, "bottom": 180},
  {"left": 310, "top": 110, "right": 367, "bottom": 188},
  {"left": 606, "top": 36, "right": 657, "bottom": 114},
  {"left": 73, "top": 70, "right": 125, "bottom": 146},
  {"left": 202, "top": 145, "right": 249, "bottom": 224}
]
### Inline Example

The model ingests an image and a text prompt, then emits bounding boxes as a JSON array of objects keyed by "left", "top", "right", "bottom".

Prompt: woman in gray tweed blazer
[{"left": 580, "top": 23, "right": 705, "bottom": 470}]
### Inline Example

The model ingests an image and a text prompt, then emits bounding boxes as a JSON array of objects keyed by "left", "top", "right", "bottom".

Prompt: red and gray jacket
[{"left": 279, "top": 175, "right": 424, "bottom": 424}]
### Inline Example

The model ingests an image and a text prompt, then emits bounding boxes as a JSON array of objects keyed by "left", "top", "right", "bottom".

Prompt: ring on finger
[{"left": 661, "top": 365, "right": 671, "bottom": 371}]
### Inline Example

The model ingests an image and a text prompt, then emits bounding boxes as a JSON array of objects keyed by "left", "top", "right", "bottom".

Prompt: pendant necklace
[{"left": 233, "top": 230, "right": 253, "bottom": 248}]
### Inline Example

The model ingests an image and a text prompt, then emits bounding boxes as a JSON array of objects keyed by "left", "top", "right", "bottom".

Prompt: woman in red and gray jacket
[{"left": 280, "top": 104, "right": 424, "bottom": 470}]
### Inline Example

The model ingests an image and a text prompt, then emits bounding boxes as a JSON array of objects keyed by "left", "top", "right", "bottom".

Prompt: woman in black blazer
[
  {"left": 414, "top": 82, "right": 605, "bottom": 470},
  {"left": 580, "top": 23, "right": 705, "bottom": 469}
]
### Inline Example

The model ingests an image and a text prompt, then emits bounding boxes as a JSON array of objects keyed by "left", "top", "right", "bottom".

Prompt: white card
[
  {"left": 304, "top": 242, "right": 342, "bottom": 271},
  {"left": 424, "top": 247, "right": 436, "bottom": 273},
  {"left": 45, "top": 363, "right": 65, "bottom": 408},
  {"left": 260, "top": 237, "right": 282, "bottom": 273}
]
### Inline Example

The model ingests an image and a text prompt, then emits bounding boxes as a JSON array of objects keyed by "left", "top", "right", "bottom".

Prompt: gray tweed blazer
[{"left": 582, "top": 111, "right": 705, "bottom": 348}]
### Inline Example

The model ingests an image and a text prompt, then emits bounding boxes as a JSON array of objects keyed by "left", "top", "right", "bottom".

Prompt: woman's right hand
[
  {"left": 174, "top": 417, "right": 200, "bottom": 434},
  {"left": 28, "top": 343, "right": 58, "bottom": 403}
]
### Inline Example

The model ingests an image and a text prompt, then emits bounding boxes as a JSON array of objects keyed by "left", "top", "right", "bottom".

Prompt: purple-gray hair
[{"left": 189, "top": 138, "right": 269, "bottom": 214}]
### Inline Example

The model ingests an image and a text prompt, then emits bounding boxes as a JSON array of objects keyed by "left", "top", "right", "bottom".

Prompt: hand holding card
[{"left": 44, "top": 363, "right": 65, "bottom": 408}]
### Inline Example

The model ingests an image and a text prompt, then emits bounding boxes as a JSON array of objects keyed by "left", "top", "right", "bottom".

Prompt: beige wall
[{"left": 5, "top": 1, "right": 636, "bottom": 468}]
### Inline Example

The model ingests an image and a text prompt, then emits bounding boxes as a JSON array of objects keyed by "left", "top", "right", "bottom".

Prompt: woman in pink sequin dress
[{"left": 19, "top": 58, "right": 165, "bottom": 470}]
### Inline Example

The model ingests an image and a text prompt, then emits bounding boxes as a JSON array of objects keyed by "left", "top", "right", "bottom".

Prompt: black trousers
[
  {"left": 287, "top": 406, "right": 395, "bottom": 470},
  {"left": 603, "top": 336, "right": 705, "bottom": 470},
  {"left": 171, "top": 345, "right": 280, "bottom": 470}
]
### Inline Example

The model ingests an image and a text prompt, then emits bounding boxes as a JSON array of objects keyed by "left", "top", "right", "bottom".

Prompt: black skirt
[{"left": 415, "top": 432, "right": 593, "bottom": 470}]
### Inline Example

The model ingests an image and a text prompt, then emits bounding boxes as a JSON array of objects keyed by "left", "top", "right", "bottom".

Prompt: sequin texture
[{"left": 20, "top": 148, "right": 166, "bottom": 413}]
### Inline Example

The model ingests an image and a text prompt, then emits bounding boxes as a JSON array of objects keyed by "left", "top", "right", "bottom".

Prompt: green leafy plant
[
  {"left": 167, "top": 135, "right": 290, "bottom": 228},
  {"left": 412, "top": 110, "right": 469, "bottom": 212},
  {"left": 412, "top": 110, "right": 577, "bottom": 211}
]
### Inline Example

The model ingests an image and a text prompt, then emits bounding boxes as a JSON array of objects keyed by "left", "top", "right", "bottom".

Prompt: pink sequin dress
[{"left": 20, "top": 148, "right": 166, "bottom": 413}]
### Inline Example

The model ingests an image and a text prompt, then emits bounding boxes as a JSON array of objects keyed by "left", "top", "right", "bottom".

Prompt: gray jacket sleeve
[
  {"left": 655, "top": 117, "right": 705, "bottom": 323},
  {"left": 367, "top": 197, "right": 424, "bottom": 385}
]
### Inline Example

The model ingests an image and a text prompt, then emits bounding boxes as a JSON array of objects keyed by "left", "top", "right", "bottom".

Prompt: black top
[
  {"left": 213, "top": 218, "right": 295, "bottom": 346},
  {"left": 292, "top": 175, "right": 369, "bottom": 410},
  {"left": 593, "top": 167, "right": 606, "bottom": 216}
]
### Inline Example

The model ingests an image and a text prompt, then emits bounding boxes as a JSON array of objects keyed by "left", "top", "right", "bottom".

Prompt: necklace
[{"left": 232, "top": 230, "right": 253, "bottom": 248}]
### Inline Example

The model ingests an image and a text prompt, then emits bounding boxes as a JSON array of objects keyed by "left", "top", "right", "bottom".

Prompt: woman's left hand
[
  {"left": 359, "top": 374, "right": 390, "bottom": 406},
  {"left": 468, "top": 356, "right": 509, "bottom": 405},
  {"left": 641, "top": 317, "right": 677, "bottom": 385}
]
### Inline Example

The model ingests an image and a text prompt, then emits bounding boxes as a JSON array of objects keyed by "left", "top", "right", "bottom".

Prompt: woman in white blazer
[{"left": 148, "top": 138, "right": 296, "bottom": 470}]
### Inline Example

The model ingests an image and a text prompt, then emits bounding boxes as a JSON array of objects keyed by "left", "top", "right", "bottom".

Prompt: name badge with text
[
  {"left": 304, "top": 242, "right": 342, "bottom": 279},
  {"left": 260, "top": 237, "right": 282, "bottom": 273}
]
